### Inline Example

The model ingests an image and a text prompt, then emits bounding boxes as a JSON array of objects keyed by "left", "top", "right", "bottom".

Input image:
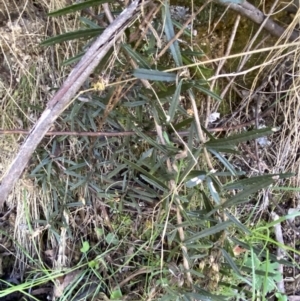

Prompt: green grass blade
[
  {"left": 162, "top": 1, "right": 182, "bottom": 67},
  {"left": 221, "top": 248, "right": 242, "bottom": 276},
  {"left": 168, "top": 79, "right": 182, "bottom": 123},
  {"left": 41, "top": 28, "right": 105, "bottom": 46},
  {"left": 133, "top": 68, "right": 176, "bottom": 82},
  {"left": 48, "top": 0, "right": 113, "bottom": 16},
  {"left": 193, "top": 83, "right": 223, "bottom": 102},
  {"left": 224, "top": 173, "right": 293, "bottom": 190},
  {"left": 205, "top": 127, "right": 276, "bottom": 148},
  {"left": 221, "top": 178, "right": 274, "bottom": 208},
  {"left": 185, "top": 220, "right": 232, "bottom": 244},
  {"left": 122, "top": 44, "right": 151, "bottom": 69},
  {"left": 225, "top": 211, "right": 251, "bottom": 234},
  {"left": 208, "top": 148, "right": 238, "bottom": 176},
  {"left": 122, "top": 158, "right": 168, "bottom": 190}
]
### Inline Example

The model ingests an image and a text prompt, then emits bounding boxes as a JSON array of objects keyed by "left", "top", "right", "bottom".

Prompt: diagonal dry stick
[{"left": 0, "top": 0, "right": 148, "bottom": 208}]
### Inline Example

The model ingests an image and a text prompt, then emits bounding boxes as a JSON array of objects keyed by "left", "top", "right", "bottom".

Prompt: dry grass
[{"left": 0, "top": 0, "right": 81, "bottom": 279}]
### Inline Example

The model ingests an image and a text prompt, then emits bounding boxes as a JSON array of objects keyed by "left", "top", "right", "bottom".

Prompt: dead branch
[{"left": 218, "top": 0, "right": 300, "bottom": 41}]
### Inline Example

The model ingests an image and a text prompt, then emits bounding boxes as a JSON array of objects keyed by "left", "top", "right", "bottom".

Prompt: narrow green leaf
[
  {"left": 214, "top": 171, "right": 245, "bottom": 176},
  {"left": 48, "top": 0, "right": 113, "bottom": 16},
  {"left": 225, "top": 211, "right": 251, "bottom": 234},
  {"left": 221, "top": 248, "right": 242, "bottom": 276},
  {"left": 172, "top": 19, "right": 194, "bottom": 38},
  {"left": 41, "top": 28, "right": 105, "bottom": 46},
  {"left": 190, "top": 287, "right": 227, "bottom": 301},
  {"left": 62, "top": 52, "right": 84, "bottom": 66},
  {"left": 208, "top": 149, "right": 238, "bottom": 176},
  {"left": 205, "top": 127, "right": 275, "bottom": 148},
  {"left": 177, "top": 148, "right": 202, "bottom": 183},
  {"left": 200, "top": 191, "right": 215, "bottom": 213},
  {"left": 123, "top": 100, "right": 148, "bottom": 107},
  {"left": 207, "top": 146, "right": 239, "bottom": 152},
  {"left": 133, "top": 68, "right": 176, "bottom": 82},
  {"left": 182, "top": 50, "right": 205, "bottom": 57},
  {"left": 157, "top": 82, "right": 194, "bottom": 98},
  {"left": 221, "top": 179, "right": 274, "bottom": 208},
  {"left": 122, "top": 158, "right": 168, "bottom": 190},
  {"left": 132, "top": 125, "right": 168, "bottom": 154},
  {"left": 162, "top": 2, "right": 182, "bottom": 67},
  {"left": 173, "top": 117, "right": 194, "bottom": 130},
  {"left": 122, "top": 44, "right": 151, "bottom": 69},
  {"left": 79, "top": 17, "right": 102, "bottom": 29},
  {"left": 185, "top": 220, "right": 232, "bottom": 244},
  {"left": 139, "top": 174, "right": 168, "bottom": 192},
  {"left": 193, "top": 83, "right": 223, "bottom": 102},
  {"left": 224, "top": 173, "right": 292, "bottom": 190},
  {"left": 185, "top": 172, "right": 207, "bottom": 188},
  {"left": 168, "top": 80, "right": 183, "bottom": 123}
]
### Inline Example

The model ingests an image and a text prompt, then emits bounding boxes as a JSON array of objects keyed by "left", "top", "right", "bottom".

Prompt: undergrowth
[{"left": 1, "top": 0, "right": 300, "bottom": 301}]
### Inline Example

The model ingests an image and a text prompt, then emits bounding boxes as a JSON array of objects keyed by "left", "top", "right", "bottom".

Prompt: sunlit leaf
[
  {"left": 110, "top": 288, "right": 122, "bottom": 300},
  {"left": 206, "top": 176, "right": 220, "bottom": 204},
  {"left": 80, "top": 241, "right": 90, "bottom": 253},
  {"left": 185, "top": 172, "right": 207, "bottom": 188}
]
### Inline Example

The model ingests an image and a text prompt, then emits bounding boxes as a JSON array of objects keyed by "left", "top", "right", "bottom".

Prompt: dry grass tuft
[{"left": 0, "top": 0, "right": 81, "bottom": 277}]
